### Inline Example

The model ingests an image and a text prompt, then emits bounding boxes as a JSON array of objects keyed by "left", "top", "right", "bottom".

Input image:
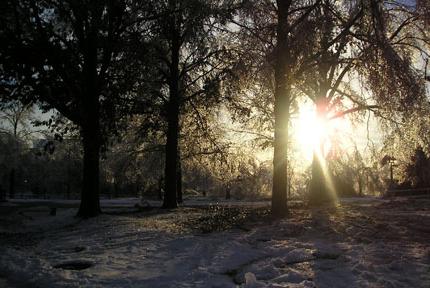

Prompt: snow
[{"left": 1, "top": 197, "right": 429, "bottom": 287}]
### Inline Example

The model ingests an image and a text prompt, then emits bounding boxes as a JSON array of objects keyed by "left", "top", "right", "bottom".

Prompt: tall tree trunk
[
  {"left": 163, "top": 25, "right": 180, "bottom": 209},
  {"left": 177, "top": 154, "right": 183, "bottom": 204},
  {"left": 308, "top": 150, "right": 331, "bottom": 205},
  {"left": 113, "top": 177, "right": 119, "bottom": 198},
  {"left": 358, "top": 174, "right": 363, "bottom": 196},
  {"left": 225, "top": 183, "right": 231, "bottom": 200},
  {"left": 158, "top": 177, "right": 163, "bottom": 200},
  {"left": 163, "top": 99, "right": 179, "bottom": 208},
  {"left": 8, "top": 168, "right": 15, "bottom": 199},
  {"left": 0, "top": 185, "right": 5, "bottom": 202},
  {"left": 77, "top": 29, "right": 102, "bottom": 217},
  {"left": 77, "top": 117, "right": 101, "bottom": 217},
  {"left": 308, "top": 101, "right": 336, "bottom": 206},
  {"left": 66, "top": 181, "right": 71, "bottom": 200},
  {"left": 272, "top": 104, "right": 289, "bottom": 217},
  {"left": 66, "top": 149, "right": 71, "bottom": 199},
  {"left": 272, "top": 0, "right": 292, "bottom": 218}
]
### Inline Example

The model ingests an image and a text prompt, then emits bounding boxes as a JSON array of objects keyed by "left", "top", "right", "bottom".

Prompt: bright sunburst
[{"left": 294, "top": 102, "right": 350, "bottom": 161}]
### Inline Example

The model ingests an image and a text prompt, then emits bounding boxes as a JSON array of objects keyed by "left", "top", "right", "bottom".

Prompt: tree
[
  {"left": 0, "top": 0, "right": 145, "bottom": 217},
  {"left": 271, "top": 0, "right": 292, "bottom": 217},
  {"left": 296, "top": 1, "right": 365, "bottom": 205},
  {"left": 382, "top": 106, "right": 430, "bottom": 188},
  {"left": 232, "top": 0, "right": 334, "bottom": 216},
  {"left": 142, "top": 0, "right": 236, "bottom": 208},
  {"left": 403, "top": 147, "right": 430, "bottom": 188},
  {"left": 299, "top": 0, "right": 429, "bottom": 205},
  {"left": 229, "top": 0, "right": 428, "bottom": 211}
]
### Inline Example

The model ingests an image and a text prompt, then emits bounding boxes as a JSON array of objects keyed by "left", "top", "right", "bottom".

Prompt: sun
[
  {"left": 295, "top": 105, "right": 327, "bottom": 160},
  {"left": 293, "top": 102, "right": 350, "bottom": 161}
]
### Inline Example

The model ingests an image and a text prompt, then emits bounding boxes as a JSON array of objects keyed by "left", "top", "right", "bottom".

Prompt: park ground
[{"left": 0, "top": 196, "right": 429, "bottom": 287}]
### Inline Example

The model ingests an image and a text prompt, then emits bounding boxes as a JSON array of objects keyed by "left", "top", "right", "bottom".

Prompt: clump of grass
[{"left": 186, "top": 206, "right": 271, "bottom": 233}]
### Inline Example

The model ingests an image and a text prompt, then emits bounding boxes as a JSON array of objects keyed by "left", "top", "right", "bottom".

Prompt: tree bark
[
  {"left": 65, "top": 147, "right": 72, "bottom": 199},
  {"left": 8, "top": 168, "right": 15, "bottom": 199},
  {"left": 163, "top": 23, "right": 180, "bottom": 209},
  {"left": 308, "top": 150, "right": 332, "bottom": 205},
  {"left": 272, "top": 0, "right": 292, "bottom": 218},
  {"left": 113, "top": 177, "right": 119, "bottom": 198},
  {"left": 272, "top": 103, "right": 289, "bottom": 217},
  {"left": 77, "top": 119, "right": 101, "bottom": 217},
  {"left": 158, "top": 177, "right": 163, "bottom": 200},
  {"left": 163, "top": 99, "right": 180, "bottom": 208},
  {"left": 225, "top": 184, "right": 231, "bottom": 200},
  {"left": 358, "top": 175, "right": 363, "bottom": 196},
  {"left": 0, "top": 185, "right": 6, "bottom": 202},
  {"left": 177, "top": 154, "right": 183, "bottom": 204},
  {"left": 308, "top": 101, "right": 336, "bottom": 206},
  {"left": 77, "top": 34, "right": 101, "bottom": 217}
]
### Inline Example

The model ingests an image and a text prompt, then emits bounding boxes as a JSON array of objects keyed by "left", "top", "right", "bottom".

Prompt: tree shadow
[
  {"left": 304, "top": 199, "right": 430, "bottom": 287},
  {"left": 304, "top": 205, "right": 358, "bottom": 287}
]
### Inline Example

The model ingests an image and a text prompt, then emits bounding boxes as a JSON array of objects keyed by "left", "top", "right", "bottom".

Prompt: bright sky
[
  {"left": 250, "top": 99, "right": 384, "bottom": 171},
  {"left": 294, "top": 102, "right": 381, "bottom": 160}
]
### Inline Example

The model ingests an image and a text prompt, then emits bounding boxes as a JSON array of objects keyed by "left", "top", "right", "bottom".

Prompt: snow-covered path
[{"left": 1, "top": 197, "right": 429, "bottom": 287}]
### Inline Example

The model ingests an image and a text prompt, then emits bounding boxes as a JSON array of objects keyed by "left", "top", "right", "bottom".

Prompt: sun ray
[
  {"left": 314, "top": 145, "right": 339, "bottom": 203},
  {"left": 293, "top": 101, "right": 353, "bottom": 203}
]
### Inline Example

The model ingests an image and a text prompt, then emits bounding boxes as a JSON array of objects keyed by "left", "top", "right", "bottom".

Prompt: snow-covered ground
[{"left": 1, "top": 197, "right": 429, "bottom": 287}]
